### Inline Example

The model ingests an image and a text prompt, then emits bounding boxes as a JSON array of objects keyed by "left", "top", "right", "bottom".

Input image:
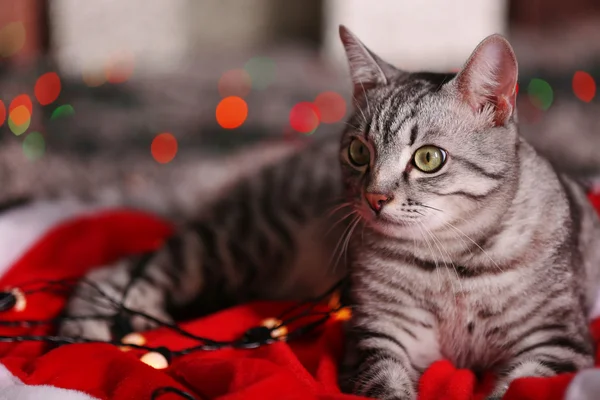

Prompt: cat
[{"left": 58, "top": 26, "right": 600, "bottom": 400}]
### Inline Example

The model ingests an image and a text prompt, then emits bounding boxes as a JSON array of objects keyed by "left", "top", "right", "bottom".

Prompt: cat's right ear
[{"left": 339, "top": 25, "right": 398, "bottom": 98}]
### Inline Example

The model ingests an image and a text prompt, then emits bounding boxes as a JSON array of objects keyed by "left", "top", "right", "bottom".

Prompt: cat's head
[{"left": 338, "top": 26, "right": 521, "bottom": 239}]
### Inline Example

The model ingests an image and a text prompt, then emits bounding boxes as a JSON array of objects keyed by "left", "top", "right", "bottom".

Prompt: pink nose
[{"left": 365, "top": 192, "right": 392, "bottom": 213}]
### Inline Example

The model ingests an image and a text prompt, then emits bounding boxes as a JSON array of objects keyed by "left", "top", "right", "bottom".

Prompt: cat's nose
[{"left": 365, "top": 192, "right": 393, "bottom": 213}]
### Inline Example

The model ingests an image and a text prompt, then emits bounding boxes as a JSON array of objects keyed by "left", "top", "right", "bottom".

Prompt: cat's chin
[{"left": 366, "top": 216, "right": 423, "bottom": 239}]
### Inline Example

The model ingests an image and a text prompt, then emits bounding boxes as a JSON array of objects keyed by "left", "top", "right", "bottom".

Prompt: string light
[
  {"left": 0, "top": 22, "right": 26, "bottom": 58},
  {"left": 289, "top": 102, "right": 319, "bottom": 134},
  {"left": 528, "top": 78, "right": 553, "bottom": 111},
  {"left": 35, "top": 72, "right": 62, "bottom": 106},
  {"left": 0, "top": 252, "right": 348, "bottom": 400},
  {"left": 22, "top": 132, "right": 46, "bottom": 161},
  {"left": 314, "top": 92, "right": 346, "bottom": 123},
  {"left": 0, "top": 100, "right": 5, "bottom": 127},
  {"left": 105, "top": 51, "right": 135, "bottom": 84},
  {"left": 218, "top": 69, "right": 252, "bottom": 98},
  {"left": 244, "top": 57, "right": 276, "bottom": 91},
  {"left": 572, "top": 71, "right": 596, "bottom": 103},
  {"left": 51, "top": 104, "right": 75, "bottom": 120},
  {"left": 216, "top": 96, "right": 248, "bottom": 129},
  {"left": 151, "top": 133, "right": 178, "bottom": 164}
]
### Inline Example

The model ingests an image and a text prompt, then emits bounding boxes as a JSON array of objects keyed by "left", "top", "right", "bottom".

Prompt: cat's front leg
[
  {"left": 487, "top": 329, "right": 594, "bottom": 399},
  {"left": 340, "top": 324, "right": 435, "bottom": 400}
]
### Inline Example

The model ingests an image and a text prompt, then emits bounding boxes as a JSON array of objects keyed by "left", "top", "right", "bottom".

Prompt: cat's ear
[
  {"left": 339, "top": 25, "right": 399, "bottom": 97},
  {"left": 453, "top": 34, "right": 518, "bottom": 126}
]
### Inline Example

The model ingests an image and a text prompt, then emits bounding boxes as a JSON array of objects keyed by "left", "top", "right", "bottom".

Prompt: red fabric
[{"left": 0, "top": 194, "right": 599, "bottom": 400}]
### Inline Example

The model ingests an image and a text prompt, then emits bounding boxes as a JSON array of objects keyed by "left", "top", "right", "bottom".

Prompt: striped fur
[
  {"left": 59, "top": 28, "right": 600, "bottom": 400},
  {"left": 336, "top": 28, "right": 598, "bottom": 400}
]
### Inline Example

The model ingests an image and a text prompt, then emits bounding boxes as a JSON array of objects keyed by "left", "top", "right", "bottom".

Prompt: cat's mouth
[{"left": 358, "top": 207, "right": 414, "bottom": 228}]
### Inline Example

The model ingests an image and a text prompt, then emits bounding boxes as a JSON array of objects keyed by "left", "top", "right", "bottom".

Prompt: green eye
[
  {"left": 413, "top": 145, "right": 447, "bottom": 173},
  {"left": 348, "top": 139, "right": 370, "bottom": 166}
]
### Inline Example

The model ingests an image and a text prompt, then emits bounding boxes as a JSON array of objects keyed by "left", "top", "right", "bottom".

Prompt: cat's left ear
[
  {"left": 339, "top": 25, "right": 402, "bottom": 98},
  {"left": 453, "top": 34, "right": 518, "bottom": 127}
]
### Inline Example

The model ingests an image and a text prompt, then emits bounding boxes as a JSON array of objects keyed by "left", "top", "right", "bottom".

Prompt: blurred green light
[
  {"left": 8, "top": 116, "right": 30, "bottom": 136},
  {"left": 51, "top": 104, "right": 75, "bottom": 120},
  {"left": 244, "top": 57, "right": 276, "bottom": 91},
  {"left": 22, "top": 132, "right": 45, "bottom": 161},
  {"left": 528, "top": 78, "right": 553, "bottom": 111}
]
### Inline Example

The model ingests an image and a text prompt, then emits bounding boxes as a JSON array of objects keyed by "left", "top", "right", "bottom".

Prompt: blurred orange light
[
  {"left": 151, "top": 133, "right": 178, "bottom": 164},
  {"left": 9, "top": 105, "right": 30, "bottom": 126},
  {"left": 0, "top": 100, "right": 5, "bottom": 127},
  {"left": 314, "top": 92, "right": 346, "bottom": 123},
  {"left": 35, "top": 72, "right": 61, "bottom": 105},
  {"left": 105, "top": 51, "right": 135, "bottom": 84},
  {"left": 82, "top": 63, "right": 107, "bottom": 87},
  {"left": 290, "top": 102, "right": 319, "bottom": 134},
  {"left": 216, "top": 96, "right": 248, "bottom": 129},
  {"left": 0, "top": 22, "right": 26, "bottom": 58},
  {"left": 218, "top": 69, "right": 252, "bottom": 98},
  {"left": 572, "top": 71, "right": 596, "bottom": 103},
  {"left": 9, "top": 94, "right": 33, "bottom": 114}
]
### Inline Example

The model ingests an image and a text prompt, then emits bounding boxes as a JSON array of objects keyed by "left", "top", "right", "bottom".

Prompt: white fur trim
[
  {"left": 0, "top": 200, "right": 106, "bottom": 279},
  {"left": 0, "top": 364, "right": 99, "bottom": 400},
  {"left": 565, "top": 369, "right": 600, "bottom": 400}
]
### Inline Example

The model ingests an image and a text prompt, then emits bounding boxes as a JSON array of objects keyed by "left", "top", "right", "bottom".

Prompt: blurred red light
[
  {"left": 35, "top": 72, "right": 61, "bottom": 106},
  {"left": 573, "top": 71, "right": 596, "bottom": 103},
  {"left": 289, "top": 102, "right": 319, "bottom": 134}
]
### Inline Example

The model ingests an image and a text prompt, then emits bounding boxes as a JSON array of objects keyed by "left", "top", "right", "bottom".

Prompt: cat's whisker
[
  {"left": 416, "top": 222, "right": 443, "bottom": 291},
  {"left": 358, "top": 80, "right": 372, "bottom": 115},
  {"left": 351, "top": 94, "right": 369, "bottom": 127},
  {"left": 326, "top": 209, "right": 357, "bottom": 236},
  {"left": 326, "top": 202, "right": 354, "bottom": 218},
  {"left": 329, "top": 211, "right": 359, "bottom": 272},
  {"left": 428, "top": 227, "right": 465, "bottom": 295},
  {"left": 341, "top": 215, "right": 361, "bottom": 270},
  {"left": 420, "top": 223, "right": 459, "bottom": 302},
  {"left": 419, "top": 203, "right": 444, "bottom": 213},
  {"left": 420, "top": 206, "right": 503, "bottom": 274},
  {"left": 443, "top": 219, "right": 504, "bottom": 274}
]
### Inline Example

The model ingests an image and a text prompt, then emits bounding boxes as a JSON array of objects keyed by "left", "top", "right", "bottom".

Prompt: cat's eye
[
  {"left": 413, "top": 145, "right": 447, "bottom": 173},
  {"left": 348, "top": 139, "right": 370, "bottom": 167}
]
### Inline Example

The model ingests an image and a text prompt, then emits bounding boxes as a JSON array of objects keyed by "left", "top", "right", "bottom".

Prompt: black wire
[
  {"left": 151, "top": 386, "right": 202, "bottom": 400},
  {"left": 0, "top": 265, "right": 349, "bottom": 399}
]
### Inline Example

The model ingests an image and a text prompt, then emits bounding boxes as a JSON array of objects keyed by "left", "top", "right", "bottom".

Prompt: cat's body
[{"left": 58, "top": 27, "right": 600, "bottom": 400}]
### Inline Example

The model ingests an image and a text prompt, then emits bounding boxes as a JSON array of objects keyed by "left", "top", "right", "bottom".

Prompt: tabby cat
[{"left": 59, "top": 26, "right": 600, "bottom": 399}]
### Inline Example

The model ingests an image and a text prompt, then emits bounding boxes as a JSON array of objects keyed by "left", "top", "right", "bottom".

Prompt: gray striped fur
[{"left": 59, "top": 27, "right": 600, "bottom": 400}]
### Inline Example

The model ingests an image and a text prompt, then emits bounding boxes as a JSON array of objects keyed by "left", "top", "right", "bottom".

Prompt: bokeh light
[
  {"left": 9, "top": 94, "right": 33, "bottom": 115},
  {"left": 35, "top": 72, "right": 61, "bottom": 105},
  {"left": 244, "top": 57, "right": 276, "bottom": 91},
  {"left": 0, "top": 22, "right": 26, "bottom": 57},
  {"left": 151, "top": 133, "right": 178, "bottom": 164},
  {"left": 105, "top": 51, "right": 135, "bottom": 84},
  {"left": 515, "top": 83, "right": 519, "bottom": 96},
  {"left": 314, "top": 92, "right": 346, "bottom": 123},
  {"left": 22, "top": 132, "right": 45, "bottom": 161},
  {"left": 0, "top": 100, "right": 5, "bottom": 127},
  {"left": 290, "top": 102, "right": 320, "bottom": 134},
  {"left": 216, "top": 96, "right": 248, "bottom": 129},
  {"left": 82, "top": 64, "right": 107, "bottom": 87},
  {"left": 8, "top": 106, "right": 30, "bottom": 136},
  {"left": 572, "top": 71, "right": 596, "bottom": 103},
  {"left": 9, "top": 106, "right": 30, "bottom": 126},
  {"left": 218, "top": 69, "right": 252, "bottom": 98},
  {"left": 527, "top": 78, "right": 553, "bottom": 111},
  {"left": 51, "top": 104, "right": 75, "bottom": 120},
  {"left": 8, "top": 95, "right": 32, "bottom": 136}
]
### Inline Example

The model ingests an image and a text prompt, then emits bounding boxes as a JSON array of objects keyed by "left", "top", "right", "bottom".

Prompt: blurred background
[{"left": 0, "top": 0, "right": 599, "bottom": 217}]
